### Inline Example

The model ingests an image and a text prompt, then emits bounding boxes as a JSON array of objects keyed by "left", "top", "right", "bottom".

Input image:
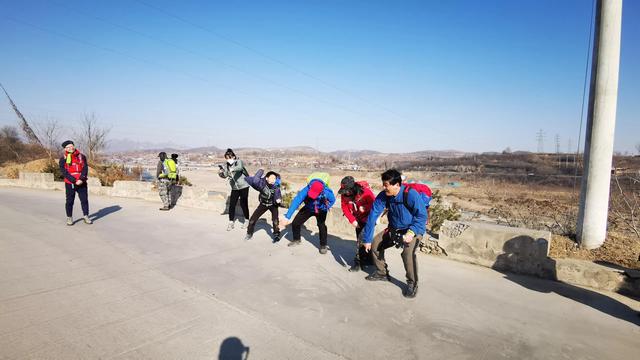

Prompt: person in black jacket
[
  {"left": 244, "top": 169, "right": 282, "bottom": 242},
  {"left": 59, "top": 140, "right": 91, "bottom": 225}
]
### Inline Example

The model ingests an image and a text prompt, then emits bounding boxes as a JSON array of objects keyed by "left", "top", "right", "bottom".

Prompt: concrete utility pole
[{"left": 577, "top": 0, "right": 623, "bottom": 249}]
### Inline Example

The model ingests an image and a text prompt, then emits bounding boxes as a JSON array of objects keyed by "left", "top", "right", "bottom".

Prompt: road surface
[{"left": 0, "top": 187, "right": 638, "bottom": 359}]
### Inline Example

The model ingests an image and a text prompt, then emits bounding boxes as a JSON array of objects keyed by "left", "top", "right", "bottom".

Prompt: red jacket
[
  {"left": 59, "top": 150, "right": 88, "bottom": 185},
  {"left": 340, "top": 181, "right": 375, "bottom": 224}
]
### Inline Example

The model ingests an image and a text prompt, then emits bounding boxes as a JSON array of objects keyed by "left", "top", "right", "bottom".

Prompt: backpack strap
[{"left": 403, "top": 186, "right": 417, "bottom": 213}]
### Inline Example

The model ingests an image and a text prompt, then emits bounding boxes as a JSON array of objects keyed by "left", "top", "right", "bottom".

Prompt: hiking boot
[
  {"left": 244, "top": 234, "right": 252, "bottom": 241},
  {"left": 365, "top": 272, "right": 390, "bottom": 282},
  {"left": 319, "top": 246, "right": 328, "bottom": 254},
  {"left": 66, "top": 217, "right": 73, "bottom": 226},
  {"left": 287, "top": 240, "right": 301, "bottom": 247},
  {"left": 272, "top": 233, "right": 281, "bottom": 243},
  {"left": 226, "top": 221, "right": 235, "bottom": 231},
  {"left": 83, "top": 216, "right": 93, "bottom": 225},
  {"left": 159, "top": 206, "right": 170, "bottom": 211},
  {"left": 403, "top": 283, "right": 418, "bottom": 298}
]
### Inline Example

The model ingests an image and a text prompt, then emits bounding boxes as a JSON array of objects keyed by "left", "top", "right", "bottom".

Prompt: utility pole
[
  {"left": 536, "top": 129, "right": 545, "bottom": 153},
  {"left": 577, "top": 0, "right": 623, "bottom": 249}
]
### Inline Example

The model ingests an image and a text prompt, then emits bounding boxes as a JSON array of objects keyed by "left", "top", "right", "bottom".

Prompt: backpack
[{"left": 403, "top": 183, "right": 432, "bottom": 208}]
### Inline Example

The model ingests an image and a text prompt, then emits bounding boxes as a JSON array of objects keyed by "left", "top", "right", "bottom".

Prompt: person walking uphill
[
  {"left": 59, "top": 140, "right": 91, "bottom": 226},
  {"left": 218, "top": 148, "right": 250, "bottom": 230},
  {"left": 156, "top": 152, "right": 177, "bottom": 211},
  {"left": 280, "top": 172, "right": 335, "bottom": 254},
  {"left": 244, "top": 169, "right": 282, "bottom": 242},
  {"left": 362, "top": 169, "right": 427, "bottom": 298},
  {"left": 338, "top": 176, "right": 375, "bottom": 272}
]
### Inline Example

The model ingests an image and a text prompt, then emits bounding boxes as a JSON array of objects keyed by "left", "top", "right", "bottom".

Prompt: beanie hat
[{"left": 61, "top": 140, "right": 74, "bottom": 148}]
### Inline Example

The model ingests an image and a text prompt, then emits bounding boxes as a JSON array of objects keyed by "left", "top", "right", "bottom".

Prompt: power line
[
  {"left": 51, "top": 1, "right": 378, "bottom": 121},
  {"left": 132, "top": 0, "right": 416, "bottom": 124},
  {"left": 5, "top": 16, "right": 326, "bottom": 124},
  {"left": 574, "top": 0, "right": 596, "bottom": 189}
]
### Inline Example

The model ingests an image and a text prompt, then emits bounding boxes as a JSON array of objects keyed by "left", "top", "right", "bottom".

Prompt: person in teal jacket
[{"left": 280, "top": 174, "right": 336, "bottom": 254}]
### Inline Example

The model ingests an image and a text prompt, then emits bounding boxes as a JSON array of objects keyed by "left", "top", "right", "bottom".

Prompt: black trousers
[
  {"left": 65, "top": 183, "right": 89, "bottom": 217},
  {"left": 229, "top": 187, "right": 250, "bottom": 221},
  {"left": 247, "top": 203, "right": 279, "bottom": 236},
  {"left": 291, "top": 207, "right": 328, "bottom": 247}
]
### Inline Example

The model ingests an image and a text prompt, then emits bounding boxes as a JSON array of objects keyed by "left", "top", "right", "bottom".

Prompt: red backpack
[{"left": 403, "top": 183, "right": 432, "bottom": 208}]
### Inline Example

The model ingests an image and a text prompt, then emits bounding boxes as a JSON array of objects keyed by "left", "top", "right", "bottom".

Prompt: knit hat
[
  {"left": 338, "top": 176, "right": 356, "bottom": 195},
  {"left": 61, "top": 140, "right": 74, "bottom": 148},
  {"left": 307, "top": 181, "right": 324, "bottom": 199}
]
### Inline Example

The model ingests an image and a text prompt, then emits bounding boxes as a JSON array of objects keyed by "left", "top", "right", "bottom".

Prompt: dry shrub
[{"left": 93, "top": 163, "right": 139, "bottom": 186}]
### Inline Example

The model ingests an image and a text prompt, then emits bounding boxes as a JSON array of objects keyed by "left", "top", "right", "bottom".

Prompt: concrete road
[{"left": 0, "top": 187, "right": 638, "bottom": 360}]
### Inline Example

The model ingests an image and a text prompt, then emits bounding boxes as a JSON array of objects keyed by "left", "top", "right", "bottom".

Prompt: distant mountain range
[
  {"left": 109, "top": 140, "right": 472, "bottom": 159},
  {"left": 106, "top": 138, "right": 185, "bottom": 153}
]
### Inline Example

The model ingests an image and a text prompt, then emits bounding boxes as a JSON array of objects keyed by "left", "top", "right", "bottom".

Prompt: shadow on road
[
  {"left": 495, "top": 237, "right": 640, "bottom": 326},
  {"left": 88, "top": 205, "right": 122, "bottom": 222},
  {"left": 282, "top": 225, "right": 405, "bottom": 292},
  {"left": 218, "top": 336, "right": 249, "bottom": 360}
]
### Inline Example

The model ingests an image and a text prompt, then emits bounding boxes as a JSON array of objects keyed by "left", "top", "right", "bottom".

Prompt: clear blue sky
[{"left": 1, "top": 0, "right": 638, "bottom": 153}]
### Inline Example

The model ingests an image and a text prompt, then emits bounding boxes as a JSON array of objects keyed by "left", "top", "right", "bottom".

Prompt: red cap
[{"left": 307, "top": 181, "right": 324, "bottom": 199}]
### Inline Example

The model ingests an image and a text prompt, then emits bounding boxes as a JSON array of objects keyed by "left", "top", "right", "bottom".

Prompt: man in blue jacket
[
  {"left": 280, "top": 174, "right": 336, "bottom": 254},
  {"left": 362, "top": 169, "right": 427, "bottom": 298}
]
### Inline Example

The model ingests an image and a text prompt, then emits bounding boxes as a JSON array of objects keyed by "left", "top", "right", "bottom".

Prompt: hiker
[
  {"left": 338, "top": 176, "right": 375, "bottom": 272},
  {"left": 170, "top": 153, "right": 180, "bottom": 183},
  {"left": 280, "top": 172, "right": 335, "bottom": 254},
  {"left": 362, "top": 169, "right": 427, "bottom": 298},
  {"left": 59, "top": 140, "right": 92, "bottom": 225},
  {"left": 244, "top": 169, "right": 282, "bottom": 242},
  {"left": 156, "top": 151, "right": 177, "bottom": 210},
  {"left": 218, "top": 148, "right": 250, "bottom": 230}
]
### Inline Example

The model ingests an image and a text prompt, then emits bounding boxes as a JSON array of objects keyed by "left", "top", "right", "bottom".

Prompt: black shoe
[
  {"left": 403, "top": 283, "right": 418, "bottom": 298},
  {"left": 287, "top": 240, "right": 301, "bottom": 247},
  {"left": 159, "top": 206, "right": 169, "bottom": 211},
  {"left": 348, "top": 260, "right": 361, "bottom": 272},
  {"left": 365, "top": 273, "right": 390, "bottom": 282},
  {"left": 244, "top": 234, "right": 252, "bottom": 241},
  {"left": 272, "top": 233, "right": 281, "bottom": 243}
]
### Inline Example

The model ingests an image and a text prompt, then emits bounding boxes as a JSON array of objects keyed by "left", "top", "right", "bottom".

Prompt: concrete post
[{"left": 577, "top": 0, "right": 623, "bottom": 249}]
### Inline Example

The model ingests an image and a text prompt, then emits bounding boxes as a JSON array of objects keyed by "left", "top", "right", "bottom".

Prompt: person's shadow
[
  {"left": 73, "top": 205, "right": 122, "bottom": 224},
  {"left": 494, "top": 236, "right": 640, "bottom": 326},
  {"left": 290, "top": 224, "right": 405, "bottom": 291},
  {"left": 170, "top": 185, "right": 183, "bottom": 208},
  {"left": 218, "top": 337, "right": 249, "bottom": 360}
]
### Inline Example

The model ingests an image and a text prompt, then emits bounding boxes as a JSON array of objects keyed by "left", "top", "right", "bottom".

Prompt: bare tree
[
  {"left": 610, "top": 174, "right": 640, "bottom": 241},
  {"left": 35, "top": 119, "right": 62, "bottom": 160},
  {"left": 636, "top": 142, "right": 640, "bottom": 155},
  {"left": 74, "top": 113, "right": 110, "bottom": 164},
  {"left": 0, "top": 126, "right": 22, "bottom": 162}
]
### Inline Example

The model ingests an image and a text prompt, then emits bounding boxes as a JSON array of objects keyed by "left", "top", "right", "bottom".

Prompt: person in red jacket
[
  {"left": 338, "top": 176, "right": 375, "bottom": 272},
  {"left": 58, "top": 140, "right": 92, "bottom": 226}
]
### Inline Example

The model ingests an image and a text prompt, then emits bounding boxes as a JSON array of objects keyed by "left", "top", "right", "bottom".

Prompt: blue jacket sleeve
[
  {"left": 406, "top": 190, "right": 427, "bottom": 236},
  {"left": 285, "top": 186, "right": 308, "bottom": 219},
  {"left": 245, "top": 169, "right": 264, "bottom": 191},
  {"left": 325, "top": 189, "right": 336, "bottom": 209},
  {"left": 275, "top": 187, "right": 282, "bottom": 202},
  {"left": 362, "top": 192, "right": 387, "bottom": 244}
]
